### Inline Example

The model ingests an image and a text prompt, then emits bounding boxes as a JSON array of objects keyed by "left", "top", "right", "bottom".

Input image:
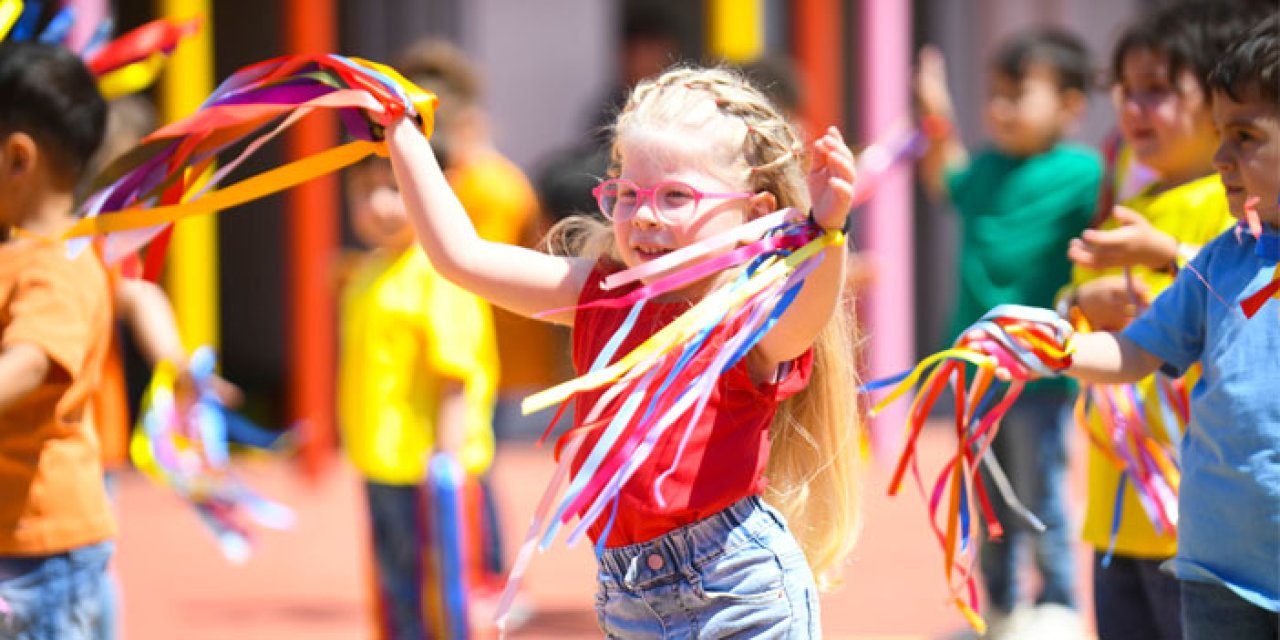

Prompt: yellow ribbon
[
  {"left": 869, "top": 349, "right": 994, "bottom": 416},
  {"left": 63, "top": 139, "right": 380, "bottom": 239},
  {"left": 129, "top": 360, "right": 178, "bottom": 482},
  {"left": 97, "top": 52, "right": 168, "bottom": 100},
  {"left": 0, "top": 0, "right": 22, "bottom": 42}
]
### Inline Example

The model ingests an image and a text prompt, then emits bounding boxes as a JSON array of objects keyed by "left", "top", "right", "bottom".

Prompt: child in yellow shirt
[{"left": 1060, "top": 3, "right": 1267, "bottom": 638}]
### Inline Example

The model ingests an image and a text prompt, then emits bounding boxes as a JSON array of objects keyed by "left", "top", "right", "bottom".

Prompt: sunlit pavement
[{"left": 116, "top": 420, "right": 1096, "bottom": 639}]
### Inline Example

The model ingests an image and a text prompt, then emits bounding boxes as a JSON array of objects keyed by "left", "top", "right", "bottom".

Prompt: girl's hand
[
  {"left": 1068, "top": 207, "right": 1178, "bottom": 270},
  {"left": 809, "top": 126, "right": 856, "bottom": 230}
]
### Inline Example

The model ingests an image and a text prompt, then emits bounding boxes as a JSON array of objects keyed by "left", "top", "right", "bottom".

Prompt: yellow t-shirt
[
  {"left": 1074, "top": 174, "right": 1234, "bottom": 557},
  {"left": 338, "top": 248, "right": 499, "bottom": 484}
]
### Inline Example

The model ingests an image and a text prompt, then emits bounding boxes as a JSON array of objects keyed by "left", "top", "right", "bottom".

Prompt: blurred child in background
[
  {"left": 1059, "top": 3, "right": 1268, "bottom": 638},
  {"left": 339, "top": 135, "right": 500, "bottom": 637},
  {"left": 0, "top": 41, "right": 114, "bottom": 639},
  {"left": 1064, "top": 17, "right": 1279, "bottom": 638}
]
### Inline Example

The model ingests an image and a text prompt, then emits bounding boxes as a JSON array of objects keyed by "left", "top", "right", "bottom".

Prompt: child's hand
[
  {"left": 809, "top": 126, "right": 856, "bottom": 230},
  {"left": 914, "top": 46, "right": 955, "bottom": 120},
  {"left": 1075, "top": 275, "right": 1149, "bottom": 331},
  {"left": 1068, "top": 207, "right": 1178, "bottom": 270}
]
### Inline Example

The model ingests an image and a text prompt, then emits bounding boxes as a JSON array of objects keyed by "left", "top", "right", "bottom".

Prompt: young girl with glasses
[{"left": 384, "top": 65, "right": 861, "bottom": 637}]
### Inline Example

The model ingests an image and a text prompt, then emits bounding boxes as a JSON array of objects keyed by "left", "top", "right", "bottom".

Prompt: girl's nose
[{"left": 630, "top": 200, "right": 663, "bottom": 228}]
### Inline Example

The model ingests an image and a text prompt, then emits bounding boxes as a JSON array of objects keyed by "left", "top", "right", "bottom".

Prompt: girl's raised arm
[
  {"left": 753, "top": 127, "right": 854, "bottom": 371},
  {"left": 386, "top": 117, "right": 596, "bottom": 324}
]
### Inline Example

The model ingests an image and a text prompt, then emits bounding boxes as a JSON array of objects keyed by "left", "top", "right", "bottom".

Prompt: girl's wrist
[{"left": 808, "top": 209, "right": 852, "bottom": 234}]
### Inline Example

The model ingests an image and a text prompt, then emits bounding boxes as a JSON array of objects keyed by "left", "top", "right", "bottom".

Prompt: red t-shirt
[{"left": 571, "top": 263, "right": 812, "bottom": 548}]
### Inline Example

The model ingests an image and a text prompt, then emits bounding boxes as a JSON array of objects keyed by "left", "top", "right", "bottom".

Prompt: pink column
[{"left": 858, "top": 0, "right": 914, "bottom": 460}]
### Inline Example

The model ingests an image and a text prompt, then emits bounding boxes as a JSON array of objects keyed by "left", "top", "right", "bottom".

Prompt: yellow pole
[
  {"left": 156, "top": 0, "right": 218, "bottom": 351},
  {"left": 707, "top": 0, "right": 763, "bottom": 63}
]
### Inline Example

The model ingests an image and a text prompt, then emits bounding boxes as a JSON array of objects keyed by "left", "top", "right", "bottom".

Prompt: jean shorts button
[{"left": 647, "top": 553, "right": 664, "bottom": 570}]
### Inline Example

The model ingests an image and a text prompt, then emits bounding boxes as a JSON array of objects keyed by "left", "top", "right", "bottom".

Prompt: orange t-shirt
[
  {"left": 0, "top": 241, "right": 116, "bottom": 554},
  {"left": 91, "top": 257, "right": 130, "bottom": 469},
  {"left": 92, "top": 332, "right": 131, "bottom": 468}
]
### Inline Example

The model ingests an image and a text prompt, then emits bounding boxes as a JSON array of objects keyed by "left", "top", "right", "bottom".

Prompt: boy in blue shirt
[
  {"left": 1066, "top": 17, "right": 1280, "bottom": 639},
  {"left": 916, "top": 28, "right": 1101, "bottom": 636}
]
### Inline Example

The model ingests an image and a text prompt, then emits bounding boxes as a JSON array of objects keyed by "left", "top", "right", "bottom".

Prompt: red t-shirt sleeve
[{"left": 723, "top": 348, "right": 813, "bottom": 402}]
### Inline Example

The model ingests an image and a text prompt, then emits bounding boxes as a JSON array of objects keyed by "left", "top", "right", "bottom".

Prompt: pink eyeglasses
[{"left": 592, "top": 179, "right": 754, "bottom": 224}]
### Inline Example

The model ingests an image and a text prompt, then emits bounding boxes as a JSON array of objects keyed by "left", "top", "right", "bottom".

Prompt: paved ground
[{"left": 115, "top": 421, "right": 1097, "bottom": 639}]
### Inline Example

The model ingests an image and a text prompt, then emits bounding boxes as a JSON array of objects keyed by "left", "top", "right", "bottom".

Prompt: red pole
[
  {"left": 283, "top": 0, "right": 338, "bottom": 481},
  {"left": 793, "top": 0, "right": 844, "bottom": 137}
]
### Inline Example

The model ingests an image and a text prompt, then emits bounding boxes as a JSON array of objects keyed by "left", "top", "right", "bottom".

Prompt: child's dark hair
[
  {"left": 1207, "top": 15, "right": 1279, "bottom": 104},
  {"left": 1111, "top": 0, "right": 1272, "bottom": 93},
  {"left": 993, "top": 28, "right": 1092, "bottom": 94},
  {"left": 0, "top": 41, "right": 106, "bottom": 180}
]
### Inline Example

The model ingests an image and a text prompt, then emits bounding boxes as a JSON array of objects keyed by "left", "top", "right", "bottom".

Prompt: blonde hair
[{"left": 546, "top": 66, "right": 863, "bottom": 588}]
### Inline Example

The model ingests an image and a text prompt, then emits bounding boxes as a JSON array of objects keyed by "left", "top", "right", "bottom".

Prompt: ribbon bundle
[
  {"left": 494, "top": 208, "right": 844, "bottom": 629},
  {"left": 424, "top": 453, "right": 472, "bottom": 639},
  {"left": 860, "top": 305, "right": 1075, "bottom": 632},
  {"left": 131, "top": 347, "right": 295, "bottom": 562},
  {"left": 1072, "top": 359, "right": 1185, "bottom": 563},
  {"left": 58, "top": 52, "right": 434, "bottom": 264},
  {"left": 0, "top": 0, "right": 198, "bottom": 100}
]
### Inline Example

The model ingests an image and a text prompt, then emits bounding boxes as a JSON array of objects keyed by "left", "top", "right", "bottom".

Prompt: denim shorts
[
  {"left": 0, "top": 540, "right": 114, "bottom": 640},
  {"left": 595, "top": 496, "right": 821, "bottom": 639}
]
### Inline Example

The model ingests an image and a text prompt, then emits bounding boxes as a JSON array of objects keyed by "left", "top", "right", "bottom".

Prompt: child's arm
[
  {"left": 115, "top": 278, "right": 186, "bottom": 367},
  {"left": 386, "top": 118, "right": 597, "bottom": 325},
  {"left": 115, "top": 278, "right": 243, "bottom": 406},
  {"left": 1066, "top": 331, "right": 1164, "bottom": 384},
  {"left": 914, "top": 46, "right": 968, "bottom": 201},
  {"left": 433, "top": 378, "right": 467, "bottom": 457},
  {"left": 753, "top": 127, "right": 854, "bottom": 372},
  {"left": 0, "top": 344, "right": 50, "bottom": 412}
]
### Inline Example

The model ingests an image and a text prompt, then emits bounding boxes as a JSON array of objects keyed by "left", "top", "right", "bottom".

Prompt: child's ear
[
  {"left": 0, "top": 133, "right": 37, "bottom": 178},
  {"left": 749, "top": 191, "right": 778, "bottom": 219}
]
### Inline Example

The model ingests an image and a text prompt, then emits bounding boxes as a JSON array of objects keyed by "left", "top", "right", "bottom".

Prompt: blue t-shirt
[{"left": 1122, "top": 226, "right": 1280, "bottom": 612}]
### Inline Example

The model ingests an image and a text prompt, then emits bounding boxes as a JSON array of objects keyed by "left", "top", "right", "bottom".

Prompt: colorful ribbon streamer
[
  {"left": 0, "top": 0, "right": 23, "bottom": 42},
  {"left": 495, "top": 210, "right": 843, "bottom": 630},
  {"left": 860, "top": 305, "right": 1075, "bottom": 633},
  {"left": 55, "top": 53, "right": 435, "bottom": 265},
  {"left": 131, "top": 346, "right": 295, "bottom": 562}
]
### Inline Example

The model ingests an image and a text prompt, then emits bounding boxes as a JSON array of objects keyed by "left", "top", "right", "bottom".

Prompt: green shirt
[{"left": 946, "top": 143, "right": 1102, "bottom": 392}]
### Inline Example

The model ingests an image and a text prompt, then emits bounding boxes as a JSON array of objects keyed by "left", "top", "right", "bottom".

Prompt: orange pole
[
  {"left": 283, "top": 0, "right": 338, "bottom": 480},
  {"left": 793, "top": 0, "right": 844, "bottom": 136}
]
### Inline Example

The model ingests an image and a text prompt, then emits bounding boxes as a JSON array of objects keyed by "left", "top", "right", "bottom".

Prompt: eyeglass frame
[{"left": 591, "top": 178, "right": 757, "bottom": 224}]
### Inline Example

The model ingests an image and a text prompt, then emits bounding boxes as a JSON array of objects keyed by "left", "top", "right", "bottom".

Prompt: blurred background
[
  {"left": 79, "top": 0, "right": 1183, "bottom": 637},
  {"left": 103, "top": 0, "right": 1160, "bottom": 437}
]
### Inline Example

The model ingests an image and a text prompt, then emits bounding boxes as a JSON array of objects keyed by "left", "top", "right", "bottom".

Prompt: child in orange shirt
[{"left": 0, "top": 41, "right": 115, "bottom": 637}]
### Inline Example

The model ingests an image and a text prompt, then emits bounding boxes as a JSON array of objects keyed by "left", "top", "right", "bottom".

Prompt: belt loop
[{"left": 623, "top": 553, "right": 640, "bottom": 590}]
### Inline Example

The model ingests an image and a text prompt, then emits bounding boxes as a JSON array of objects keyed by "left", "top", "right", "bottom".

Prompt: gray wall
[{"left": 461, "top": 0, "right": 616, "bottom": 171}]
